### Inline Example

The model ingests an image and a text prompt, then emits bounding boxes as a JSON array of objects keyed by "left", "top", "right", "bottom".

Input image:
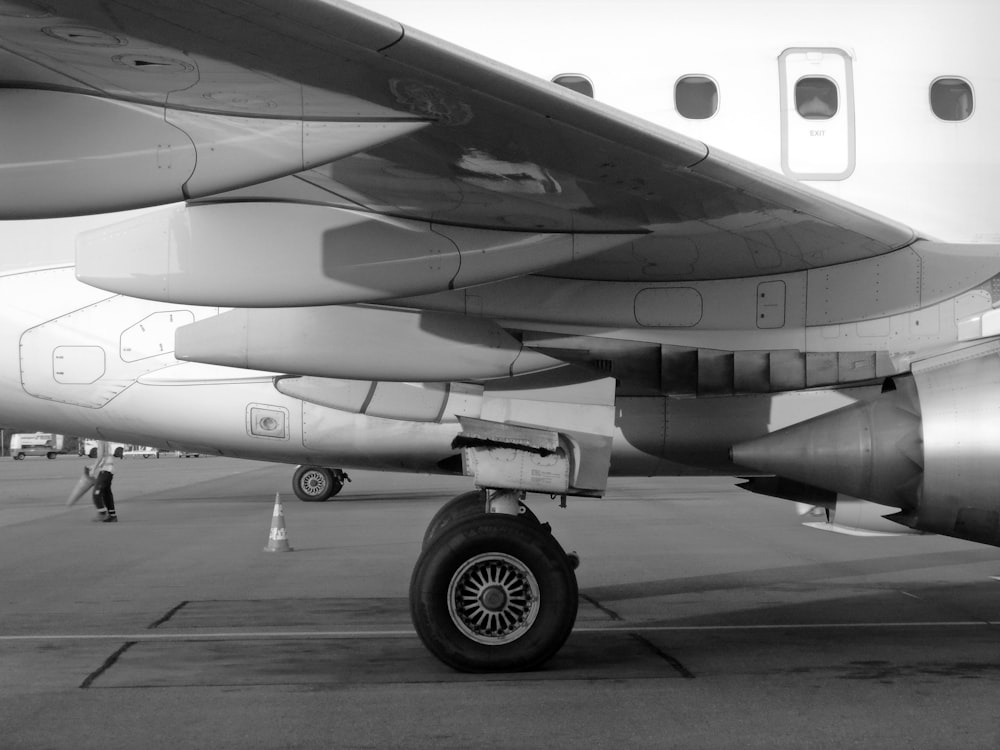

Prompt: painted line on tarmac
[
  {"left": 1, "top": 620, "right": 997, "bottom": 642},
  {"left": 581, "top": 621, "right": 1000, "bottom": 632},
  {"left": 0, "top": 630, "right": 418, "bottom": 641}
]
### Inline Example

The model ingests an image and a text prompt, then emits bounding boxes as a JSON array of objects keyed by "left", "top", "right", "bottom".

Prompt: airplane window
[
  {"left": 795, "top": 76, "right": 838, "bottom": 119},
  {"left": 675, "top": 75, "right": 718, "bottom": 119},
  {"left": 930, "top": 77, "right": 974, "bottom": 121},
  {"left": 552, "top": 74, "right": 594, "bottom": 98}
]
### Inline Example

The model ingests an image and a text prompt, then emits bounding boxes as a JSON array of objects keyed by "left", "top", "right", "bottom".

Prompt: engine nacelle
[{"left": 733, "top": 342, "right": 1000, "bottom": 547}]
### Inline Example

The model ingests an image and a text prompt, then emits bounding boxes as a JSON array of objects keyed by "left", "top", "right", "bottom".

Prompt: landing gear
[
  {"left": 292, "top": 465, "right": 350, "bottom": 502},
  {"left": 410, "top": 494, "right": 578, "bottom": 672}
]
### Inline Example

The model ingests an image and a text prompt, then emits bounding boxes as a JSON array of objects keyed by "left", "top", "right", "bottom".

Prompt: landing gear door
[{"left": 779, "top": 48, "right": 855, "bottom": 181}]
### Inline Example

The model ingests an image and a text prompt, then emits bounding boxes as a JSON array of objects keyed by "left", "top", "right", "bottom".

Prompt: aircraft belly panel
[{"left": 18, "top": 289, "right": 204, "bottom": 408}]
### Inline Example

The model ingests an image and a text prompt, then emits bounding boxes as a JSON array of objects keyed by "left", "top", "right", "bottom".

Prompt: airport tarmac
[{"left": 1, "top": 455, "right": 999, "bottom": 749}]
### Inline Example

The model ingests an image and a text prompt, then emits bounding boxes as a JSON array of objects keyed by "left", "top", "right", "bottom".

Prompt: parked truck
[{"left": 9, "top": 433, "right": 67, "bottom": 460}]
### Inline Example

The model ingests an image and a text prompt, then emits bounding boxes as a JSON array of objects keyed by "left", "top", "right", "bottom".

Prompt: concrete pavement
[{"left": 1, "top": 456, "right": 998, "bottom": 749}]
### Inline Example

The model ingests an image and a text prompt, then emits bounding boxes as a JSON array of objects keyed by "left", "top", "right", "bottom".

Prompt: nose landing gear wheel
[
  {"left": 410, "top": 513, "right": 578, "bottom": 672},
  {"left": 292, "top": 466, "right": 344, "bottom": 502}
]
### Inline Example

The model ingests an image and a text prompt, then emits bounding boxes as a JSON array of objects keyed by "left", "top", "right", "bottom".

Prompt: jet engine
[{"left": 732, "top": 342, "right": 1000, "bottom": 547}]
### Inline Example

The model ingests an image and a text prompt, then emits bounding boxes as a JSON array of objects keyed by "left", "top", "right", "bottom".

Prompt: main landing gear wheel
[
  {"left": 410, "top": 513, "right": 578, "bottom": 672},
  {"left": 292, "top": 465, "right": 345, "bottom": 502},
  {"left": 421, "top": 490, "right": 541, "bottom": 549}
]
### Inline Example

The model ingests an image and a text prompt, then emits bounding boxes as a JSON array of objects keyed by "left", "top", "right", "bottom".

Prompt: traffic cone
[
  {"left": 66, "top": 466, "right": 96, "bottom": 506},
  {"left": 264, "top": 493, "right": 293, "bottom": 552}
]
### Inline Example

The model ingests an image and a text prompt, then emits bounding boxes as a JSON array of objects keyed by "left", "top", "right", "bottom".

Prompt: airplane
[{"left": 0, "top": 0, "right": 998, "bottom": 672}]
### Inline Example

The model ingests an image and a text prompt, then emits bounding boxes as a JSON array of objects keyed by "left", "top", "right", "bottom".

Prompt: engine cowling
[{"left": 732, "top": 342, "right": 1000, "bottom": 547}]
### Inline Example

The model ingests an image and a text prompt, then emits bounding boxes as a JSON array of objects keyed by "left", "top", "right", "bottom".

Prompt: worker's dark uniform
[{"left": 92, "top": 458, "right": 117, "bottom": 522}]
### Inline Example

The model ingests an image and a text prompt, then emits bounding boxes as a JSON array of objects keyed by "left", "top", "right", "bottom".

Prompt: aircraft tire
[
  {"left": 421, "top": 490, "right": 541, "bottom": 549},
  {"left": 421, "top": 490, "right": 485, "bottom": 548},
  {"left": 410, "top": 514, "right": 577, "bottom": 672},
  {"left": 88, "top": 448, "right": 97, "bottom": 459},
  {"left": 292, "top": 465, "right": 343, "bottom": 502},
  {"left": 113, "top": 447, "right": 123, "bottom": 458}
]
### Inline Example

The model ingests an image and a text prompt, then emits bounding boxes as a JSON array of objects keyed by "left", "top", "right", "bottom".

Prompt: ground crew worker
[{"left": 92, "top": 451, "right": 118, "bottom": 523}]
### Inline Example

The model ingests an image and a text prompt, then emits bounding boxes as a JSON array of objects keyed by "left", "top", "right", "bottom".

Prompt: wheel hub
[
  {"left": 447, "top": 552, "right": 540, "bottom": 645},
  {"left": 301, "top": 471, "right": 327, "bottom": 496},
  {"left": 479, "top": 585, "right": 508, "bottom": 611}
]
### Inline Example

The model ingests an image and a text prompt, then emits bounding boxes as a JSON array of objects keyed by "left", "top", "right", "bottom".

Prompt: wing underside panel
[{"left": 0, "top": 0, "right": 915, "bottom": 282}]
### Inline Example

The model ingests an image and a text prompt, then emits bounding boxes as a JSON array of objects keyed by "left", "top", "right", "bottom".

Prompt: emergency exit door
[{"left": 779, "top": 48, "right": 855, "bottom": 180}]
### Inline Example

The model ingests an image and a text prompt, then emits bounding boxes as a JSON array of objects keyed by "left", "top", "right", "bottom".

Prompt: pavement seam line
[
  {"left": 628, "top": 633, "right": 696, "bottom": 679},
  {"left": 148, "top": 600, "right": 189, "bottom": 629},
  {"left": 79, "top": 640, "right": 138, "bottom": 689},
  {"left": 579, "top": 593, "right": 623, "bottom": 621}
]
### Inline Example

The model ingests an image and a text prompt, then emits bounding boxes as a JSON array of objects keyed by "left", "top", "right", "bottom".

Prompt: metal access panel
[
  {"left": 756, "top": 280, "right": 786, "bottom": 329},
  {"left": 779, "top": 48, "right": 855, "bottom": 180}
]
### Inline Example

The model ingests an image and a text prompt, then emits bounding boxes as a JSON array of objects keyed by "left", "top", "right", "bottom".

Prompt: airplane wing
[{"left": 0, "top": 0, "right": 916, "bottom": 285}]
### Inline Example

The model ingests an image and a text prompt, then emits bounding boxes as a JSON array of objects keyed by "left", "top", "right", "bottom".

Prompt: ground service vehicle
[{"left": 9, "top": 433, "right": 66, "bottom": 460}]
